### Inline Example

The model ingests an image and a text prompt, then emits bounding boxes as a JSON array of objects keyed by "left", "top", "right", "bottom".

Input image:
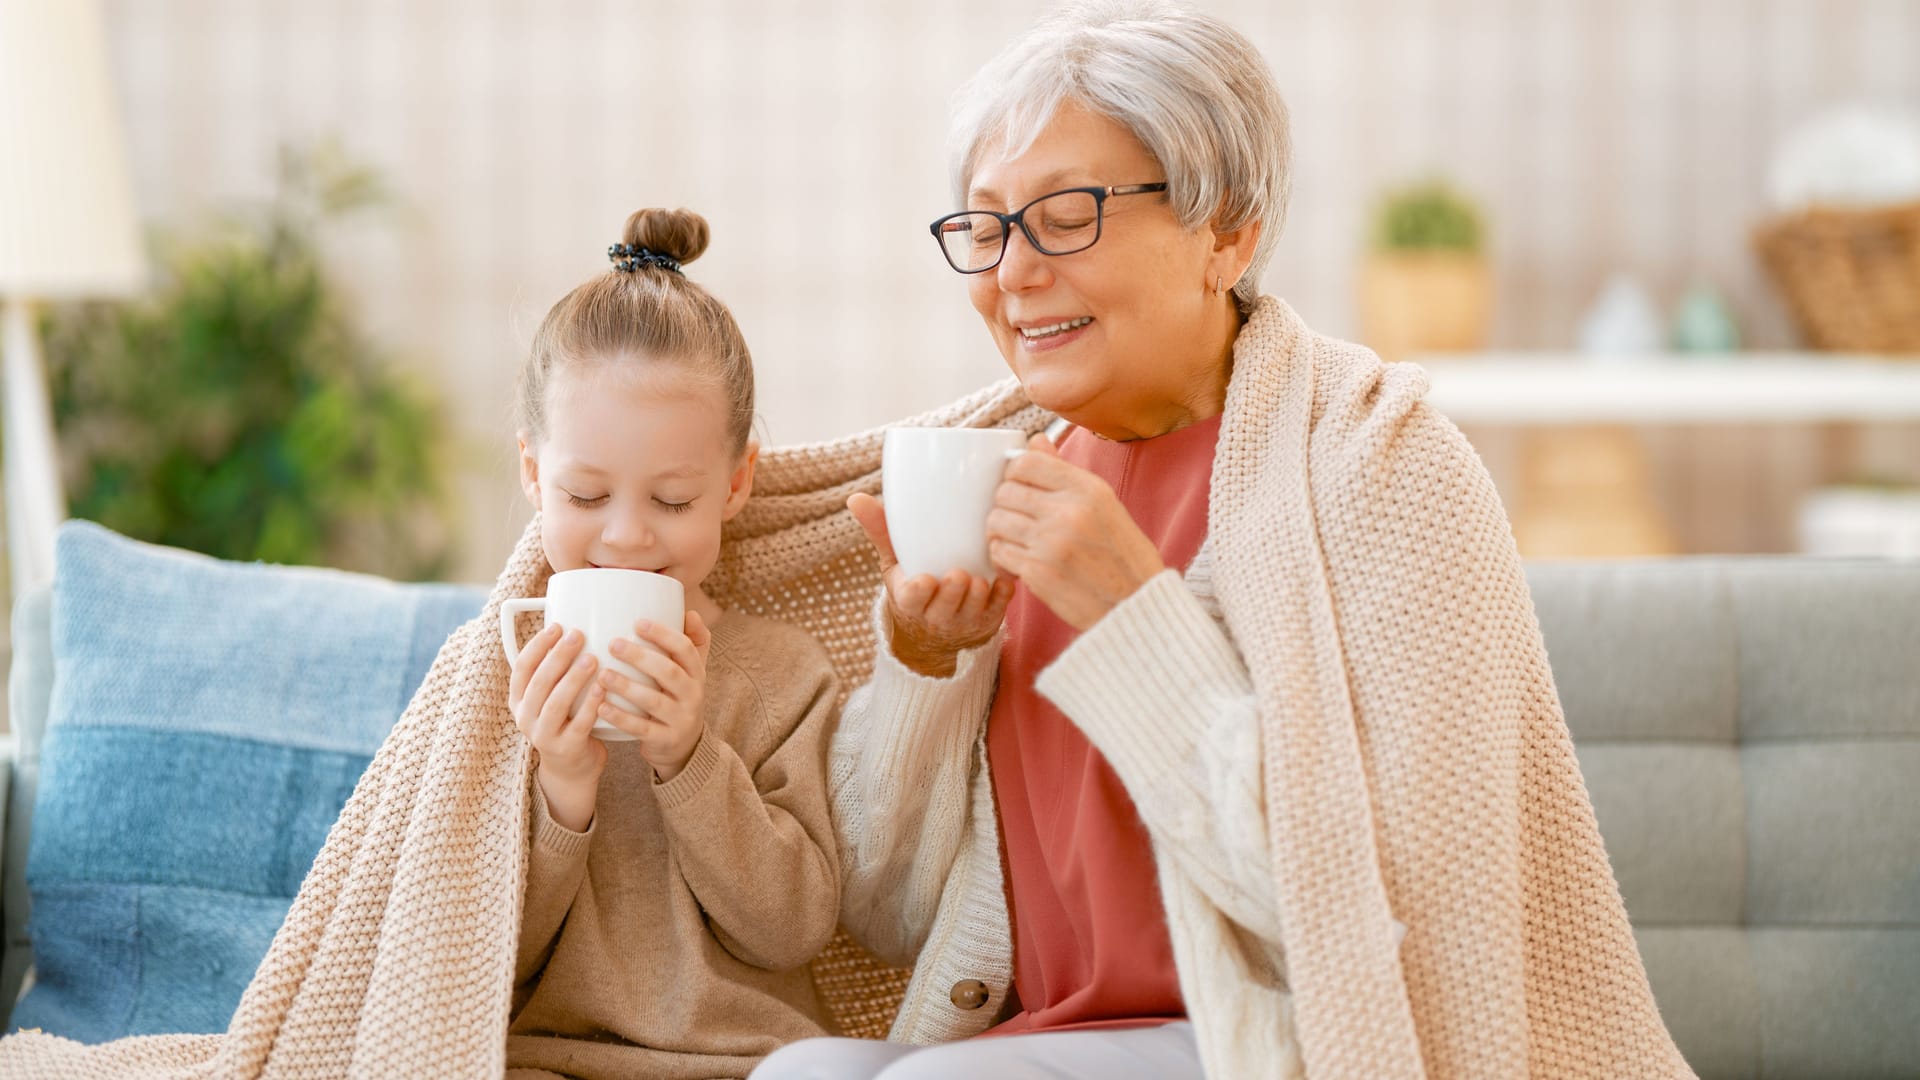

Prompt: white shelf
[{"left": 1411, "top": 352, "right": 1920, "bottom": 424}]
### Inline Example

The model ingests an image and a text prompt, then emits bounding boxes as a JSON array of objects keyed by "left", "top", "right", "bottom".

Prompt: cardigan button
[{"left": 949, "top": 979, "right": 990, "bottom": 1010}]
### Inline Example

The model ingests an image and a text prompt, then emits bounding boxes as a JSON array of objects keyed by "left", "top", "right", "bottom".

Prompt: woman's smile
[{"left": 1015, "top": 315, "right": 1095, "bottom": 352}]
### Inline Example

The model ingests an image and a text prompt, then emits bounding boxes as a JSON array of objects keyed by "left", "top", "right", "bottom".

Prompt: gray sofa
[{"left": 2, "top": 553, "right": 1916, "bottom": 1076}]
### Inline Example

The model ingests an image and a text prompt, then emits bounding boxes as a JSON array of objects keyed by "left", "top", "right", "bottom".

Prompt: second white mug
[{"left": 881, "top": 426, "right": 1029, "bottom": 580}]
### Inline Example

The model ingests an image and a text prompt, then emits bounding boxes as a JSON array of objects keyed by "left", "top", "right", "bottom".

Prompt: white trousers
[{"left": 748, "top": 1022, "right": 1202, "bottom": 1080}]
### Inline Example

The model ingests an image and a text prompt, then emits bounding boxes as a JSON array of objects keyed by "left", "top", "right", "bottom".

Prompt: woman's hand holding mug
[
  {"left": 987, "top": 433, "right": 1165, "bottom": 632},
  {"left": 848, "top": 492, "right": 1015, "bottom": 679}
]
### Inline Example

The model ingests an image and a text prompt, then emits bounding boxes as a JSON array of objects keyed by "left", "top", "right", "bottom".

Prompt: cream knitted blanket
[
  {"left": 1212, "top": 299, "right": 1690, "bottom": 1077},
  {"left": 0, "top": 296, "right": 1687, "bottom": 1077}
]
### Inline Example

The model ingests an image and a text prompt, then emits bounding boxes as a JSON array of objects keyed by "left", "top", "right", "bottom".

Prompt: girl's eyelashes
[{"left": 559, "top": 489, "right": 693, "bottom": 513}]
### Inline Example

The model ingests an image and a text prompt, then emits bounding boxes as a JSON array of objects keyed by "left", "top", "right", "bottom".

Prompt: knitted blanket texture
[{"left": 0, "top": 298, "right": 1688, "bottom": 1078}]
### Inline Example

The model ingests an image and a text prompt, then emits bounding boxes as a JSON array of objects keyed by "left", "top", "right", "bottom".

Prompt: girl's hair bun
[{"left": 621, "top": 208, "right": 710, "bottom": 266}]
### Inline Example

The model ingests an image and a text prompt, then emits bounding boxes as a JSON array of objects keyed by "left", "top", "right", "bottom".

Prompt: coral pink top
[{"left": 985, "top": 413, "right": 1221, "bottom": 1034}]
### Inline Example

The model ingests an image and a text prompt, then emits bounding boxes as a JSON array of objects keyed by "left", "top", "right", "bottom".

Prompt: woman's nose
[{"left": 995, "top": 226, "right": 1052, "bottom": 292}]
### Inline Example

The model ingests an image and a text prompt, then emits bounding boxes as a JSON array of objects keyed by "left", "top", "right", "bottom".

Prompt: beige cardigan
[{"left": 0, "top": 298, "right": 1689, "bottom": 1078}]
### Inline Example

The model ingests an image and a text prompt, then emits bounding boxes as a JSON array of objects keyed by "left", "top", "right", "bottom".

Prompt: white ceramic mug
[
  {"left": 499, "top": 568, "right": 685, "bottom": 742},
  {"left": 881, "top": 426, "right": 1029, "bottom": 580}
]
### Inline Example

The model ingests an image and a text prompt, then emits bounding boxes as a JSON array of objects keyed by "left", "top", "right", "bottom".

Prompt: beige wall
[{"left": 101, "top": 0, "right": 1920, "bottom": 579}]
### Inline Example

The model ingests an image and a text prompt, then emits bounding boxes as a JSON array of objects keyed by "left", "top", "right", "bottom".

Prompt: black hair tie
[{"left": 606, "top": 243, "right": 683, "bottom": 275}]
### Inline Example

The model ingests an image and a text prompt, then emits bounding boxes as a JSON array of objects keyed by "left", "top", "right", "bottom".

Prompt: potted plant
[
  {"left": 1359, "top": 180, "right": 1492, "bottom": 360},
  {"left": 43, "top": 145, "right": 456, "bottom": 580}
]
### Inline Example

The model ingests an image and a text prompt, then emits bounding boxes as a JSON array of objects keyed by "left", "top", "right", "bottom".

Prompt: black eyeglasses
[{"left": 929, "top": 183, "right": 1169, "bottom": 274}]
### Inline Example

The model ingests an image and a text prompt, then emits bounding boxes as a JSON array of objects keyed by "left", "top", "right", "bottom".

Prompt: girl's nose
[{"left": 601, "top": 506, "right": 654, "bottom": 552}]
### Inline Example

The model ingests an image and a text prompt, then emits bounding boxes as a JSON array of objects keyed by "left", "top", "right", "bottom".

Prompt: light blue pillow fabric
[{"left": 12, "top": 521, "right": 487, "bottom": 1041}]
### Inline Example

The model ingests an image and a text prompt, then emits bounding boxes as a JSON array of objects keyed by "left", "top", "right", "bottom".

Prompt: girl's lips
[{"left": 1016, "top": 317, "right": 1093, "bottom": 353}]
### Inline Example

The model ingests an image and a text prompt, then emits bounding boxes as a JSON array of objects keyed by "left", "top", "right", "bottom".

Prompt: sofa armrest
[{"left": 4, "top": 582, "right": 53, "bottom": 1030}]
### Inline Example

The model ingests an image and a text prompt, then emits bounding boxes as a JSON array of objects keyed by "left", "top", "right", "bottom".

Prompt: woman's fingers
[
  {"left": 952, "top": 573, "right": 996, "bottom": 623},
  {"left": 922, "top": 570, "right": 971, "bottom": 625},
  {"left": 847, "top": 493, "right": 898, "bottom": 572},
  {"left": 891, "top": 570, "right": 941, "bottom": 616},
  {"left": 1001, "top": 432, "right": 1071, "bottom": 488},
  {"left": 983, "top": 576, "right": 1017, "bottom": 624}
]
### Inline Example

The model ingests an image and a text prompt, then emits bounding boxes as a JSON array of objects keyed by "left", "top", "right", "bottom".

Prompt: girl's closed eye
[
  {"left": 655, "top": 497, "right": 695, "bottom": 513},
  {"left": 564, "top": 490, "right": 609, "bottom": 509}
]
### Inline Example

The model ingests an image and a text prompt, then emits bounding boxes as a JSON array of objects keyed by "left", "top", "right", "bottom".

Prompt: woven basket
[{"left": 1754, "top": 201, "right": 1920, "bottom": 353}]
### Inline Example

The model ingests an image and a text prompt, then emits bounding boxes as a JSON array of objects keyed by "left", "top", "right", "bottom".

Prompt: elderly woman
[{"left": 757, "top": 3, "right": 1690, "bottom": 1079}]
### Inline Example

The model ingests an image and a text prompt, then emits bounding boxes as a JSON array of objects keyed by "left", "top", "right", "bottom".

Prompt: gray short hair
[{"left": 949, "top": 0, "right": 1291, "bottom": 308}]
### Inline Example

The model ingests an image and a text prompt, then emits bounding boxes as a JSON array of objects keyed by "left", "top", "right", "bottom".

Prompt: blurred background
[{"left": 7, "top": 0, "right": 1920, "bottom": 586}]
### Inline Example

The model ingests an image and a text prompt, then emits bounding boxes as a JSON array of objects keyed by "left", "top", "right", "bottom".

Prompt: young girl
[{"left": 503, "top": 208, "right": 842, "bottom": 1080}]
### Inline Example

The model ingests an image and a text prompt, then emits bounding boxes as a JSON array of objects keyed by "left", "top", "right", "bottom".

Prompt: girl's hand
[
  {"left": 598, "top": 611, "right": 713, "bottom": 783},
  {"left": 509, "top": 624, "right": 608, "bottom": 831},
  {"left": 848, "top": 492, "right": 1016, "bottom": 679},
  {"left": 987, "top": 433, "right": 1165, "bottom": 632}
]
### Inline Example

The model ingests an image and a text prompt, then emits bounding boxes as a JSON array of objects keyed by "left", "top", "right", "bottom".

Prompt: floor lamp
[{"left": 0, "top": 0, "right": 145, "bottom": 597}]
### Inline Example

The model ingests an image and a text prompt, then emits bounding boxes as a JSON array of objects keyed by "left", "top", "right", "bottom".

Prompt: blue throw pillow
[{"left": 12, "top": 521, "right": 487, "bottom": 1041}]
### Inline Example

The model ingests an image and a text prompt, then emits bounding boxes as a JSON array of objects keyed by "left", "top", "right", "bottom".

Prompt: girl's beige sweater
[{"left": 506, "top": 613, "right": 840, "bottom": 1080}]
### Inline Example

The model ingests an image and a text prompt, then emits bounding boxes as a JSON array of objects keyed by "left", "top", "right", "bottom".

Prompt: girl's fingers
[
  {"left": 682, "top": 610, "right": 711, "bottom": 659},
  {"left": 611, "top": 643, "right": 693, "bottom": 700},
  {"left": 538, "top": 651, "right": 598, "bottom": 739},
  {"left": 509, "top": 624, "right": 565, "bottom": 706},
  {"left": 595, "top": 695, "right": 651, "bottom": 738},
  {"left": 630, "top": 620, "right": 702, "bottom": 678},
  {"left": 560, "top": 685, "right": 605, "bottom": 738},
  {"left": 601, "top": 684, "right": 670, "bottom": 727},
  {"left": 524, "top": 629, "right": 585, "bottom": 720}
]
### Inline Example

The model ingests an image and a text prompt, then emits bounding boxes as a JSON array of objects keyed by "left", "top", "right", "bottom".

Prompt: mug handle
[{"left": 499, "top": 598, "right": 547, "bottom": 664}]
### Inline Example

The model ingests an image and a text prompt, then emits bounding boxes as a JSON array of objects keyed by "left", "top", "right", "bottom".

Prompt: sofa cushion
[
  {"left": 1744, "top": 741, "right": 1920, "bottom": 926},
  {"left": 1578, "top": 744, "right": 1746, "bottom": 926},
  {"left": 1527, "top": 561, "right": 1738, "bottom": 742},
  {"left": 1730, "top": 565, "right": 1920, "bottom": 739},
  {"left": 11, "top": 521, "right": 486, "bottom": 1041}
]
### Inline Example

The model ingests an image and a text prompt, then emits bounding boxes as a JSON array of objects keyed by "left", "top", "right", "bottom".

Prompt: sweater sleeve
[
  {"left": 829, "top": 592, "right": 1002, "bottom": 967},
  {"left": 515, "top": 781, "right": 595, "bottom": 990},
  {"left": 654, "top": 653, "right": 842, "bottom": 973},
  {"left": 1034, "top": 568, "right": 1283, "bottom": 945}
]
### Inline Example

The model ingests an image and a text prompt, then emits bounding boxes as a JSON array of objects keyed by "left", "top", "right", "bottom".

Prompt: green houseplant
[
  {"left": 42, "top": 145, "right": 455, "bottom": 580},
  {"left": 1359, "top": 180, "right": 1493, "bottom": 360}
]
